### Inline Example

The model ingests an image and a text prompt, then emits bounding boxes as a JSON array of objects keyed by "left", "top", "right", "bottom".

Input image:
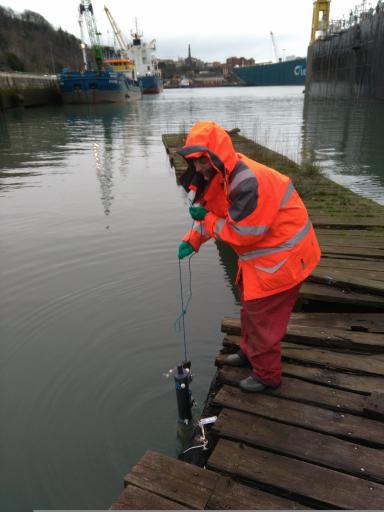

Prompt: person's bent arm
[{"left": 203, "top": 171, "right": 285, "bottom": 249}]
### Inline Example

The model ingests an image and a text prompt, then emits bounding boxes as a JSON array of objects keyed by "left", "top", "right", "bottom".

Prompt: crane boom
[
  {"left": 79, "top": 1, "right": 103, "bottom": 69},
  {"left": 270, "top": 31, "right": 280, "bottom": 62},
  {"left": 104, "top": 5, "right": 128, "bottom": 56}
]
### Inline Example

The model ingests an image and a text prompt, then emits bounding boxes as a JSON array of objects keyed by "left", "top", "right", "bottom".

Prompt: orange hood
[{"left": 177, "top": 121, "right": 238, "bottom": 177}]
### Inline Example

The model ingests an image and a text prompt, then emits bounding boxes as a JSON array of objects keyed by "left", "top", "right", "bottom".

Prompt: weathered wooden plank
[
  {"left": 364, "top": 392, "right": 384, "bottom": 419},
  {"left": 218, "top": 359, "right": 384, "bottom": 394},
  {"left": 316, "top": 268, "right": 384, "bottom": 287},
  {"left": 162, "top": 134, "right": 186, "bottom": 150},
  {"left": 220, "top": 335, "right": 384, "bottom": 379},
  {"left": 221, "top": 313, "right": 384, "bottom": 353},
  {"left": 319, "top": 257, "right": 384, "bottom": 272},
  {"left": 207, "top": 476, "right": 307, "bottom": 510},
  {"left": 123, "top": 451, "right": 220, "bottom": 509},
  {"left": 318, "top": 238, "right": 384, "bottom": 250},
  {"left": 282, "top": 342, "right": 384, "bottom": 376},
  {"left": 321, "top": 249, "right": 384, "bottom": 261},
  {"left": 288, "top": 312, "right": 384, "bottom": 332},
  {"left": 311, "top": 269, "right": 384, "bottom": 295},
  {"left": 115, "top": 449, "right": 306, "bottom": 510},
  {"left": 221, "top": 333, "right": 241, "bottom": 347},
  {"left": 222, "top": 328, "right": 384, "bottom": 353},
  {"left": 311, "top": 217, "right": 384, "bottom": 229},
  {"left": 223, "top": 314, "right": 384, "bottom": 337},
  {"left": 321, "top": 251, "right": 384, "bottom": 261},
  {"left": 320, "top": 233, "right": 384, "bottom": 242},
  {"left": 217, "top": 368, "right": 366, "bottom": 415},
  {"left": 125, "top": 467, "right": 209, "bottom": 509},
  {"left": 208, "top": 439, "right": 384, "bottom": 509},
  {"left": 131, "top": 450, "right": 220, "bottom": 489},
  {"left": 318, "top": 230, "right": 384, "bottom": 237},
  {"left": 301, "top": 281, "right": 384, "bottom": 308},
  {"left": 112, "top": 485, "right": 188, "bottom": 510},
  {"left": 222, "top": 313, "right": 384, "bottom": 336},
  {"left": 213, "top": 408, "right": 384, "bottom": 484},
  {"left": 221, "top": 316, "right": 241, "bottom": 335},
  {"left": 282, "top": 362, "right": 384, "bottom": 394},
  {"left": 213, "top": 386, "right": 384, "bottom": 446},
  {"left": 284, "top": 324, "right": 384, "bottom": 351}
]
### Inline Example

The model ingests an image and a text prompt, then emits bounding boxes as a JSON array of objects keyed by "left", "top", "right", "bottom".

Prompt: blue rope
[
  {"left": 174, "top": 215, "right": 196, "bottom": 362},
  {"left": 174, "top": 246, "right": 195, "bottom": 362},
  {"left": 174, "top": 194, "right": 206, "bottom": 361}
]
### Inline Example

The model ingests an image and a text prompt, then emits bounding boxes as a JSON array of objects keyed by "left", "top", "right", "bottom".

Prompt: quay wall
[
  {"left": 0, "top": 72, "right": 61, "bottom": 109},
  {"left": 305, "top": 5, "right": 384, "bottom": 100}
]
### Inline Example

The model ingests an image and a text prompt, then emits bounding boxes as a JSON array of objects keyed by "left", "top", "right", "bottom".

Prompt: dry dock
[{"left": 111, "top": 130, "right": 384, "bottom": 510}]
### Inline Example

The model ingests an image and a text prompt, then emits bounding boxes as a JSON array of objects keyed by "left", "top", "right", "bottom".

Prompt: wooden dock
[{"left": 110, "top": 131, "right": 384, "bottom": 509}]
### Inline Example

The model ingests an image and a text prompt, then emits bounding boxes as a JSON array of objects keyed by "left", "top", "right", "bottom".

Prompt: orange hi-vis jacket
[{"left": 177, "top": 121, "right": 321, "bottom": 301}]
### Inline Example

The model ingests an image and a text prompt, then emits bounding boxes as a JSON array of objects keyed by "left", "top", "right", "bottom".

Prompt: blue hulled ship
[
  {"left": 232, "top": 58, "right": 306, "bottom": 87},
  {"left": 127, "top": 21, "right": 163, "bottom": 94},
  {"left": 58, "top": 1, "right": 141, "bottom": 105},
  {"left": 58, "top": 67, "right": 141, "bottom": 104},
  {"left": 139, "top": 74, "right": 163, "bottom": 94}
]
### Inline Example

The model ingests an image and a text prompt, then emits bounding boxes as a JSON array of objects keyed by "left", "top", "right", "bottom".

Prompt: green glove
[
  {"left": 189, "top": 206, "right": 208, "bottom": 221},
  {"left": 178, "top": 241, "right": 194, "bottom": 259}
]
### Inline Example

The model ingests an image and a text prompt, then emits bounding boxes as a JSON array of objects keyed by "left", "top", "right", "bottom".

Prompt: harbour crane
[
  {"left": 270, "top": 31, "right": 280, "bottom": 63},
  {"left": 104, "top": 5, "right": 129, "bottom": 57},
  {"left": 78, "top": 0, "right": 103, "bottom": 70}
]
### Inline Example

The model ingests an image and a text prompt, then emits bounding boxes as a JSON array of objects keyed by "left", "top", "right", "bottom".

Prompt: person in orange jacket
[{"left": 177, "top": 120, "right": 321, "bottom": 392}]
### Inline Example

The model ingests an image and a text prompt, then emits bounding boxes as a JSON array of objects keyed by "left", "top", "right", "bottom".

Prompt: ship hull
[
  {"left": 139, "top": 74, "right": 163, "bottom": 94},
  {"left": 232, "top": 58, "right": 306, "bottom": 86},
  {"left": 305, "top": 6, "right": 384, "bottom": 100},
  {"left": 58, "top": 70, "right": 141, "bottom": 104}
]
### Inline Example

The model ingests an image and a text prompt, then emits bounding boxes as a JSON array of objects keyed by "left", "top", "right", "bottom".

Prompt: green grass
[{"left": 163, "top": 130, "right": 384, "bottom": 227}]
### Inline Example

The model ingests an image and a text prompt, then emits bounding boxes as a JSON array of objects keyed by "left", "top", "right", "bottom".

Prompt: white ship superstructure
[{"left": 127, "top": 20, "right": 163, "bottom": 93}]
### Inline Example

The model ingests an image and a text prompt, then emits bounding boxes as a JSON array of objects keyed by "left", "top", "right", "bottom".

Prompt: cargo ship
[
  {"left": 232, "top": 57, "right": 306, "bottom": 86},
  {"left": 58, "top": 2, "right": 141, "bottom": 105},
  {"left": 305, "top": 0, "right": 384, "bottom": 100},
  {"left": 58, "top": 67, "right": 141, "bottom": 104},
  {"left": 104, "top": 8, "right": 163, "bottom": 94},
  {"left": 139, "top": 74, "right": 163, "bottom": 94},
  {"left": 126, "top": 21, "right": 163, "bottom": 94},
  {"left": 104, "top": 55, "right": 160, "bottom": 94}
]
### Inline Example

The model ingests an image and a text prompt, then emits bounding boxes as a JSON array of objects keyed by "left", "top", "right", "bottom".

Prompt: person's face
[{"left": 193, "top": 156, "right": 215, "bottom": 181}]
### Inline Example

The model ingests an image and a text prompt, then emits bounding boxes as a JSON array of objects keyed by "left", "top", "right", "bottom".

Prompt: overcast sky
[{"left": 2, "top": 0, "right": 365, "bottom": 62}]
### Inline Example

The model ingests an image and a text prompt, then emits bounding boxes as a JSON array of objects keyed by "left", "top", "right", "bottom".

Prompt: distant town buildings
[
  {"left": 223, "top": 56, "right": 256, "bottom": 76},
  {"left": 158, "top": 46, "right": 255, "bottom": 88}
]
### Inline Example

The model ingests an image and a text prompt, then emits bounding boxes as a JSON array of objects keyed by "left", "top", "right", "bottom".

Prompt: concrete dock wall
[{"left": 0, "top": 72, "right": 61, "bottom": 109}]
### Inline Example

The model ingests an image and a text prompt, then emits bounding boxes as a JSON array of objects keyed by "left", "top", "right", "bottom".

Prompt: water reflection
[
  {"left": 0, "top": 107, "right": 68, "bottom": 172},
  {"left": 1, "top": 88, "right": 384, "bottom": 512},
  {"left": 302, "top": 97, "right": 384, "bottom": 205}
]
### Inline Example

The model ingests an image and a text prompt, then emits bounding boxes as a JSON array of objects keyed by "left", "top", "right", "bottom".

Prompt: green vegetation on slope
[{"left": 0, "top": 6, "right": 84, "bottom": 73}]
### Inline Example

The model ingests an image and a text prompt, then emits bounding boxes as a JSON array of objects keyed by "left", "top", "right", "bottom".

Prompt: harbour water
[{"left": 1, "top": 86, "right": 383, "bottom": 511}]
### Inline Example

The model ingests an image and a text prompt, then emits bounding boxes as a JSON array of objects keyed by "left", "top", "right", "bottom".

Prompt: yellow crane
[
  {"left": 104, "top": 5, "right": 129, "bottom": 57},
  {"left": 311, "top": 0, "right": 331, "bottom": 43}
]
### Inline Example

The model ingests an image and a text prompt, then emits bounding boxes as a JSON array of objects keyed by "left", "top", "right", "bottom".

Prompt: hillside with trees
[{"left": 0, "top": 6, "right": 85, "bottom": 73}]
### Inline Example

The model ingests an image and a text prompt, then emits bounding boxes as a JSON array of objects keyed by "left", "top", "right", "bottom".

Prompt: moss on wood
[{"left": 162, "top": 130, "right": 384, "bottom": 232}]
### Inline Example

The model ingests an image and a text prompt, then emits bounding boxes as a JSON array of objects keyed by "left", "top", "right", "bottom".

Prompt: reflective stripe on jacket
[{"left": 178, "top": 121, "right": 321, "bottom": 300}]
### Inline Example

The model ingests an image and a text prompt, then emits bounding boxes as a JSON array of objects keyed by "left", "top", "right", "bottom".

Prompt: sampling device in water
[
  {"left": 171, "top": 189, "right": 203, "bottom": 424},
  {"left": 173, "top": 361, "right": 194, "bottom": 424}
]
